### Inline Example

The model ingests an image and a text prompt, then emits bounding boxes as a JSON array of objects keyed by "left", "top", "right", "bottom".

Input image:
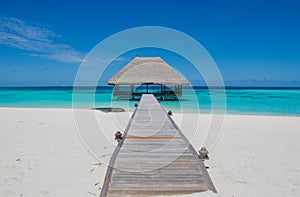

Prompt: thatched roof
[{"left": 108, "top": 57, "right": 189, "bottom": 85}]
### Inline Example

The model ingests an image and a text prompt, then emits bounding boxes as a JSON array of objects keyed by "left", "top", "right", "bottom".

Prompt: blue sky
[{"left": 0, "top": 0, "right": 299, "bottom": 86}]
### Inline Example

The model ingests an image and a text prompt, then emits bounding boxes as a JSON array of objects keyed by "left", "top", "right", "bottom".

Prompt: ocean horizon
[{"left": 0, "top": 86, "right": 299, "bottom": 116}]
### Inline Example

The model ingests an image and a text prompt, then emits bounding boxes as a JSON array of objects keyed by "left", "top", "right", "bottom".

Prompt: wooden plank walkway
[{"left": 100, "top": 94, "right": 216, "bottom": 197}]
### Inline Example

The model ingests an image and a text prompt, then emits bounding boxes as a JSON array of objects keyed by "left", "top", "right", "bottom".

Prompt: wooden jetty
[{"left": 100, "top": 94, "right": 216, "bottom": 197}]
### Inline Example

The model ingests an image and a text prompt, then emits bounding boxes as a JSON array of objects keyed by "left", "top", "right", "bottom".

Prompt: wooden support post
[
  {"left": 130, "top": 84, "right": 134, "bottom": 94},
  {"left": 180, "top": 84, "right": 182, "bottom": 95},
  {"left": 146, "top": 84, "right": 148, "bottom": 94}
]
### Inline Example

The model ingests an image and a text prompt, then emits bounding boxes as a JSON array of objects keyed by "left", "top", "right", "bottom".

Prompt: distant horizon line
[{"left": 1, "top": 85, "right": 300, "bottom": 90}]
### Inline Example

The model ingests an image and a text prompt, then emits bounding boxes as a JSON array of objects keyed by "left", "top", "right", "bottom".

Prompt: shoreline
[{"left": 0, "top": 106, "right": 299, "bottom": 117}]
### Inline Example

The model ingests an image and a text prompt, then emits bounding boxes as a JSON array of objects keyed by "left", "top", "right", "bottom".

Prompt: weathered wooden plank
[{"left": 112, "top": 171, "right": 204, "bottom": 176}]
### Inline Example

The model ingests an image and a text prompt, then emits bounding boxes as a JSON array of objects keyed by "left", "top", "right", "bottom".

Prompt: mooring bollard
[
  {"left": 167, "top": 110, "right": 172, "bottom": 116},
  {"left": 115, "top": 131, "right": 123, "bottom": 142},
  {"left": 198, "top": 147, "right": 209, "bottom": 160}
]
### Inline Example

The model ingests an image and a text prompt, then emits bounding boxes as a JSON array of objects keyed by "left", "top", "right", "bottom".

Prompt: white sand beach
[{"left": 0, "top": 107, "right": 299, "bottom": 197}]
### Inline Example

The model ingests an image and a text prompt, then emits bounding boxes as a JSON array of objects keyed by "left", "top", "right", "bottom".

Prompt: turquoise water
[{"left": 0, "top": 87, "right": 299, "bottom": 116}]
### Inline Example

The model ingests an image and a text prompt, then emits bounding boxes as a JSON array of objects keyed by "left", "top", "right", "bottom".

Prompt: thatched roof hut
[
  {"left": 108, "top": 57, "right": 189, "bottom": 85},
  {"left": 108, "top": 57, "right": 189, "bottom": 100}
]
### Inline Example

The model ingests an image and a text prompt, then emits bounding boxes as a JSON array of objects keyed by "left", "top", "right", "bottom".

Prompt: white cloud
[{"left": 0, "top": 17, "right": 85, "bottom": 63}]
